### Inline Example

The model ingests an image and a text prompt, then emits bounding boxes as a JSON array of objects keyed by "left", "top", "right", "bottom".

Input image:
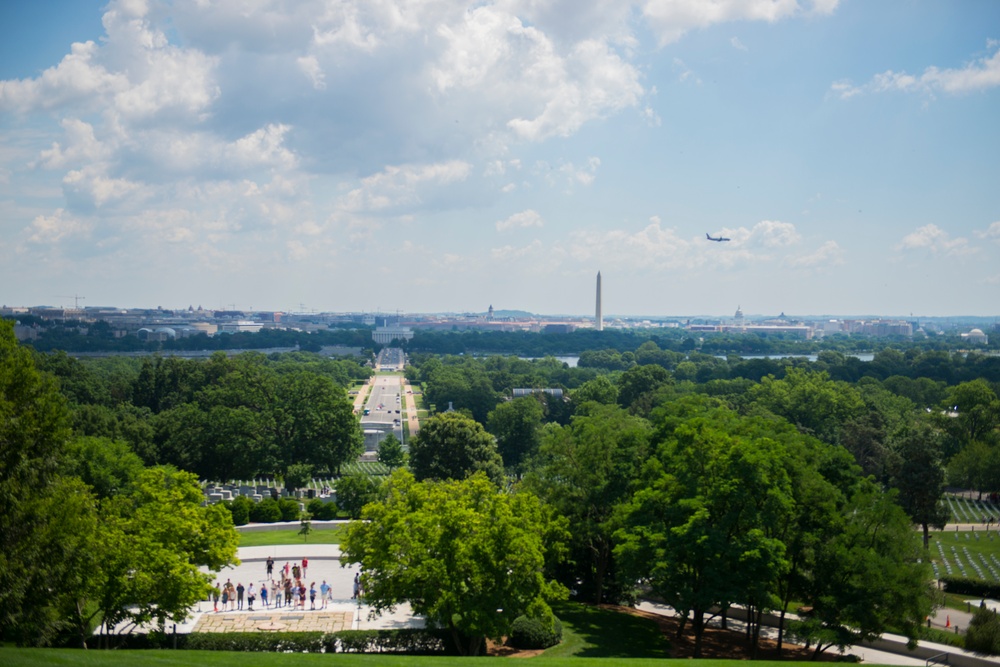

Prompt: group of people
[
  {"left": 210, "top": 556, "right": 344, "bottom": 613},
  {"left": 211, "top": 579, "right": 257, "bottom": 612}
]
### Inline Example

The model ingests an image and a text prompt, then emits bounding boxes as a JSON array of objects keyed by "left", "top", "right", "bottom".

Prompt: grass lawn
[
  {"left": 543, "top": 601, "right": 671, "bottom": 659},
  {"left": 929, "top": 530, "right": 1000, "bottom": 582},
  {"left": 238, "top": 527, "right": 344, "bottom": 547},
  {"left": 0, "top": 650, "right": 823, "bottom": 667}
]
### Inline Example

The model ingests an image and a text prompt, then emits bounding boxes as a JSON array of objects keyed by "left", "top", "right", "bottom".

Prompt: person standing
[
  {"left": 247, "top": 583, "right": 255, "bottom": 611},
  {"left": 274, "top": 581, "right": 282, "bottom": 608},
  {"left": 309, "top": 582, "right": 317, "bottom": 610},
  {"left": 261, "top": 582, "right": 269, "bottom": 609},
  {"left": 236, "top": 582, "right": 245, "bottom": 611},
  {"left": 212, "top": 582, "right": 220, "bottom": 612},
  {"left": 319, "top": 580, "right": 330, "bottom": 609},
  {"left": 292, "top": 563, "right": 301, "bottom": 580},
  {"left": 266, "top": 556, "right": 274, "bottom": 578},
  {"left": 299, "top": 581, "right": 307, "bottom": 610},
  {"left": 284, "top": 579, "right": 293, "bottom": 607},
  {"left": 302, "top": 558, "right": 309, "bottom": 578},
  {"left": 283, "top": 561, "right": 290, "bottom": 579}
]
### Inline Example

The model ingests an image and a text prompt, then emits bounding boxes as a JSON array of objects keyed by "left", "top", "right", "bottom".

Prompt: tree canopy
[{"left": 342, "top": 470, "right": 566, "bottom": 656}]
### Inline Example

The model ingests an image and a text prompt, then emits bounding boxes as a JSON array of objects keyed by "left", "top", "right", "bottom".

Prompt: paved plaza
[{"left": 181, "top": 544, "right": 422, "bottom": 634}]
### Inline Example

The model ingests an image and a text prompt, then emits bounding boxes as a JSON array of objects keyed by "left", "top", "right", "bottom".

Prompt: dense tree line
[
  {"left": 7, "top": 316, "right": 375, "bottom": 353},
  {"left": 34, "top": 349, "right": 371, "bottom": 481},
  {"left": 0, "top": 322, "right": 239, "bottom": 647}
]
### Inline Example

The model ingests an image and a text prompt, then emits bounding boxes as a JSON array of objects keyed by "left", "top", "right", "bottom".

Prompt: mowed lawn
[
  {"left": 237, "top": 526, "right": 345, "bottom": 547},
  {"left": 2, "top": 651, "right": 818, "bottom": 667},
  {"left": 929, "top": 530, "right": 1000, "bottom": 583}
]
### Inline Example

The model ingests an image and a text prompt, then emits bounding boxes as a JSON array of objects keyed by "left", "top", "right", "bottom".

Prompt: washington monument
[{"left": 596, "top": 271, "right": 603, "bottom": 331}]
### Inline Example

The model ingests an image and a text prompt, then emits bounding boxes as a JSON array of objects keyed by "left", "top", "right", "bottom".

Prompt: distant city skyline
[{"left": 1, "top": 1, "right": 998, "bottom": 316}]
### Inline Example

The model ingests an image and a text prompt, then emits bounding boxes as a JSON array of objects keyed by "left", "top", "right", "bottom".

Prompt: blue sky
[{"left": 1, "top": 1, "right": 998, "bottom": 317}]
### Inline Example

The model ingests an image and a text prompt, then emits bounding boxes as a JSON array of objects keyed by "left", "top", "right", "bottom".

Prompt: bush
[
  {"left": 326, "top": 628, "right": 451, "bottom": 654},
  {"left": 966, "top": 605, "right": 1000, "bottom": 655},
  {"left": 940, "top": 576, "right": 1000, "bottom": 599},
  {"left": 249, "top": 497, "right": 282, "bottom": 523},
  {"left": 307, "top": 497, "right": 337, "bottom": 520},
  {"left": 508, "top": 615, "right": 562, "bottom": 650},
  {"left": 186, "top": 631, "right": 325, "bottom": 652},
  {"left": 225, "top": 496, "right": 253, "bottom": 526},
  {"left": 278, "top": 497, "right": 301, "bottom": 521}
]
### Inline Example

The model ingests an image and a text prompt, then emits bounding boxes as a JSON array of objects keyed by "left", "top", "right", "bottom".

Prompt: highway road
[{"left": 360, "top": 373, "right": 405, "bottom": 442}]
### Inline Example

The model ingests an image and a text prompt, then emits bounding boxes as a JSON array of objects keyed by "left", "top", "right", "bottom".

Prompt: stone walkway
[{"left": 194, "top": 609, "right": 351, "bottom": 633}]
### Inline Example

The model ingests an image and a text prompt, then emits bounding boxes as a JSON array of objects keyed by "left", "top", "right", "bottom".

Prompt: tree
[
  {"left": 336, "top": 474, "right": 381, "bottom": 519},
  {"left": 791, "top": 482, "right": 933, "bottom": 657},
  {"left": 891, "top": 421, "right": 950, "bottom": 549},
  {"left": 614, "top": 408, "right": 793, "bottom": 657},
  {"left": 966, "top": 603, "right": 1000, "bottom": 656},
  {"left": 377, "top": 433, "right": 405, "bottom": 470},
  {"left": 487, "top": 396, "right": 544, "bottom": 473},
  {"left": 66, "top": 466, "right": 239, "bottom": 647},
  {"left": 284, "top": 463, "right": 314, "bottom": 493},
  {"left": 748, "top": 368, "right": 865, "bottom": 443},
  {"left": 523, "top": 403, "right": 650, "bottom": 604},
  {"left": 0, "top": 320, "right": 74, "bottom": 644},
  {"left": 342, "top": 470, "right": 566, "bottom": 656},
  {"left": 571, "top": 375, "right": 619, "bottom": 408},
  {"left": 616, "top": 364, "right": 670, "bottom": 414},
  {"left": 409, "top": 412, "right": 503, "bottom": 484}
]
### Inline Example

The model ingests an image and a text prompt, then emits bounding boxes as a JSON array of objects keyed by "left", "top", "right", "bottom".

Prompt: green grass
[
  {"left": 0, "top": 650, "right": 823, "bottom": 667},
  {"left": 944, "top": 494, "right": 1000, "bottom": 524},
  {"left": 237, "top": 527, "right": 345, "bottom": 547},
  {"left": 929, "top": 530, "right": 1000, "bottom": 582},
  {"left": 341, "top": 461, "right": 391, "bottom": 477},
  {"left": 543, "top": 601, "right": 672, "bottom": 659}
]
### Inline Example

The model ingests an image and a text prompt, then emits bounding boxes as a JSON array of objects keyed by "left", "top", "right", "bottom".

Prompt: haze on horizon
[{"left": 1, "top": 1, "right": 998, "bottom": 317}]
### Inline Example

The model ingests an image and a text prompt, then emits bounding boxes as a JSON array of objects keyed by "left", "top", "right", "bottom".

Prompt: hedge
[
  {"left": 186, "top": 632, "right": 325, "bottom": 652},
  {"left": 940, "top": 576, "right": 1000, "bottom": 599},
  {"left": 97, "top": 628, "right": 453, "bottom": 654}
]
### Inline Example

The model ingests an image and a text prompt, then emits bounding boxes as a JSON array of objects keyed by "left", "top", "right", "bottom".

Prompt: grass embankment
[
  {"left": 0, "top": 651, "right": 820, "bottom": 667},
  {"left": 544, "top": 601, "right": 672, "bottom": 659},
  {"left": 237, "top": 527, "right": 345, "bottom": 547}
]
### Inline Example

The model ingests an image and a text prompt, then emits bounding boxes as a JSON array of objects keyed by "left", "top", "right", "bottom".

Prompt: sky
[{"left": 1, "top": 1, "right": 998, "bottom": 318}]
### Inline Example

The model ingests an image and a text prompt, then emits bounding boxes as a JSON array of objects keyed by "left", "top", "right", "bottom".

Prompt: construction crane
[{"left": 57, "top": 294, "right": 86, "bottom": 309}]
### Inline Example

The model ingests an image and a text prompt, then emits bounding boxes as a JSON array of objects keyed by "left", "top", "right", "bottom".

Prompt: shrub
[
  {"left": 940, "top": 576, "right": 1000, "bottom": 599},
  {"left": 225, "top": 496, "right": 253, "bottom": 526},
  {"left": 278, "top": 497, "right": 301, "bottom": 521},
  {"left": 307, "top": 497, "right": 337, "bottom": 520},
  {"left": 508, "top": 615, "right": 563, "bottom": 650},
  {"left": 326, "top": 628, "right": 451, "bottom": 654},
  {"left": 250, "top": 497, "right": 282, "bottom": 523},
  {"left": 966, "top": 605, "right": 1000, "bottom": 655},
  {"left": 186, "top": 632, "right": 325, "bottom": 652}
]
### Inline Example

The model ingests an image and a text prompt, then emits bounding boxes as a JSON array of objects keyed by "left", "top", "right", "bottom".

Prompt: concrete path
[
  {"left": 351, "top": 377, "right": 372, "bottom": 413},
  {"left": 184, "top": 544, "right": 423, "bottom": 634},
  {"left": 403, "top": 381, "right": 420, "bottom": 437}
]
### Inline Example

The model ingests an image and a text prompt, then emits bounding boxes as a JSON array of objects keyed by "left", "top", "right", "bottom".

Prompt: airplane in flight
[{"left": 706, "top": 233, "right": 731, "bottom": 242}]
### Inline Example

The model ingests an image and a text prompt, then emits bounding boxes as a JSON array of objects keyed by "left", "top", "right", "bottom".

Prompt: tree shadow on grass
[{"left": 548, "top": 601, "right": 672, "bottom": 659}]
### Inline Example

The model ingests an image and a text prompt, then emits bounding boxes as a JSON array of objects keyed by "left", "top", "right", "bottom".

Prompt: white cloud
[
  {"left": 673, "top": 58, "right": 702, "bottom": 85},
  {"left": 896, "top": 224, "right": 974, "bottom": 256},
  {"left": 566, "top": 218, "right": 806, "bottom": 272},
  {"left": 491, "top": 239, "right": 543, "bottom": 260},
  {"left": 642, "top": 0, "right": 837, "bottom": 46},
  {"left": 975, "top": 221, "right": 1000, "bottom": 240},
  {"left": 832, "top": 43, "right": 1000, "bottom": 99},
  {"left": 25, "top": 209, "right": 90, "bottom": 244},
  {"left": 731, "top": 36, "right": 748, "bottom": 51},
  {"left": 338, "top": 160, "right": 472, "bottom": 214},
  {"left": 496, "top": 209, "right": 544, "bottom": 232},
  {"left": 297, "top": 56, "right": 326, "bottom": 90},
  {"left": 786, "top": 240, "right": 844, "bottom": 268},
  {"left": 0, "top": 42, "right": 128, "bottom": 113}
]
